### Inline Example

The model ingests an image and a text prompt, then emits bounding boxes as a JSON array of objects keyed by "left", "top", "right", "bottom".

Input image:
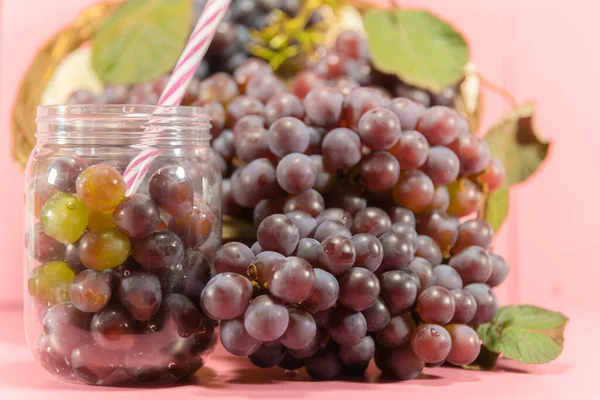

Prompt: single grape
[
  {"left": 338, "top": 335, "right": 374, "bottom": 367},
  {"left": 445, "top": 324, "right": 481, "bottom": 366},
  {"left": 234, "top": 58, "right": 272, "bottom": 92},
  {"left": 446, "top": 179, "right": 482, "bottom": 217},
  {"left": 377, "top": 344, "right": 424, "bottom": 380},
  {"left": 265, "top": 93, "right": 305, "bottom": 125},
  {"left": 283, "top": 189, "right": 325, "bottom": 217},
  {"left": 394, "top": 83, "right": 431, "bottom": 107},
  {"left": 267, "top": 117, "right": 310, "bottom": 157},
  {"left": 28, "top": 224, "right": 66, "bottom": 263},
  {"left": 357, "top": 108, "right": 401, "bottom": 151},
  {"left": 423, "top": 185, "right": 450, "bottom": 213},
  {"left": 286, "top": 211, "right": 317, "bottom": 239},
  {"left": 162, "top": 293, "right": 212, "bottom": 338},
  {"left": 309, "top": 154, "right": 337, "bottom": 193},
  {"left": 329, "top": 308, "right": 367, "bottom": 346},
  {"left": 70, "top": 343, "right": 123, "bottom": 385},
  {"left": 417, "top": 210, "right": 459, "bottom": 256},
  {"left": 433, "top": 264, "right": 463, "bottom": 290},
  {"left": 407, "top": 257, "right": 435, "bottom": 293},
  {"left": 30, "top": 175, "right": 58, "bottom": 218},
  {"left": 392, "top": 170, "right": 435, "bottom": 214},
  {"left": 316, "top": 208, "right": 352, "bottom": 229},
  {"left": 112, "top": 194, "right": 160, "bottom": 239},
  {"left": 276, "top": 153, "right": 317, "bottom": 194},
  {"left": 64, "top": 243, "right": 85, "bottom": 274},
  {"left": 249, "top": 251, "right": 285, "bottom": 285},
  {"left": 377, "top": 232, "right": 415, "bottom": 274},
  {"left": 37, "top": 334, "right": 75, "bottom": 380},
  {"left": 199, "top": 101, "right": 225, "bottom": 137},
  {"left": 390, "top": 223, "right": 418, "bottom": 249},
  {"left": 304, "top": 345, "right": 342, "bottom": 380},
  {"left": 253, "top": 197, "right": 285, "bottom": 227},
  {"left": 450, "top": 289, "right": 477, "bottom": 324},
  {"left": 449, "top": 134, "right": 491, "bottom": 176},
  {"left": 214, "top": 242, "right": 254, "bottom": 275},
  {"left": 213, "top": 129, "right": 235, "bottom": 160},
  {"left": 417, "top": 286, "right": 456, "bottom": 325},
  {"left": 47, "top": 156, "right": 88, "bottom": 193},
  {"left": 317, "top": 235, "right": 356, "bottom": 276},
  {"left": 420, "top": 146, "right": 460, "bottom": 186},
  {"left": 487, "top": 253, "right": 509, "bottom": 287},
  {"left": 379, "top": 270, "right": 418, "bottom": 313},
  {"left": 335, "top": 30, "right": 369, "bottom": 60},
  {"left": 235, "top": 127, "right": 272, "bottom": 163},
  {"left": 280, "top": 307, "right": 317, "bottom": 350},
  {"left": 131, "top": 230, "right": 185, "bottom": 272},
  {"left": 90, "top": 306, "right": 136, "bottom": 350},
  {"left": 478, "top": 157, "right": 506, "bottom": 191},
  {"left": 351, "top": 233, "right": 383, "bottom": 272},
  {"left": 453, "top": 219, "right": 494, "bottom": 255},
  {"left": 244, "top": 294, "right": 290, "bottom": 341},
  {"left": 220, "top": 317, "right": 263, "bottom": 356},
  {"left": 415, "top": 235, "right": 443, "bottom": 266},
  {"left": 464, "top": 283, "right": 499, "bottom": 324},
  {"left": 168, "top": 205, "right": 215, "bottom": 248},
  {"left": 231, "top": 159, "right": 279, "bottom": 208},
  {"left": 325, "top": 183, "right": 367, "bottom": 216},
  {"left": 290, "top": 70, "right": 326, "bottom": 99},
  {"left": 246, "top": 73, "right": 286, "bottom": 103},
  {"left": 338, "top": 267, "right": 380, "bottom": 312},
  {"left": 75, "top": 164, "right": 125, "bottom": 213},
  {"left": 387, "top": 97, "right": 425, "bottom": 131},
  {"left": 411, "top": 324, "right": 452, "bottom": 364},
  {"left": 431, "top": 85, "right": 458, "bottom": 107},
  {"left": 201, "top": 273, "right": 252, "bottom": 320},
  {"left": 387, "top": 206, "right": 416, "bottom": 228},
  {"left": 416, "top": 106, "right": 460, "bottom": 146},
  {"left": 40, "top": 193, "right": 89, "bottom": 244},
  {"left": 278, "top": 353, "right": 304, "bottom": 371},
  {"left": 118, "top": 272, "right": 162, "bottom": 321},
  {"left": 226, "top": 95, "right": 265, "bottom": 127},
  {"left": 449, "top": 246, "right": 493, "bottom": 284},
  {"left": 361, "top": 298, "right": 390, "bottom": 332},
  {"left": 359, "top": 151, "right": 401, "bottom": 192},
  {"left": 314, "top": 52, "right": 347, "bottom": 79},
  {"left": 147, "top": 166, "right": 194, "bottom": 217},
  {"left": 223, "top": 179, "right": 241, "bottom": 216},
  {"left": 28, "top": 261, "right": 75, "bottom": 306},
  {"left": 375, "top": 313, "right": 415, "bottom": 348},
  {"left": 342, "top": 87, "right": 387, "bottom": 131},
  {"left": 268, "top": 257, "right": 316, "bottom": 303},
  {"left": 42, "top": 302, "right": 92, "bottom": 362},
  {"left": 388, "top": 130, "right": 429, "bottom": 170},
  {"left": 251, "top": 242, "right": 262, "bottom": 255},
  {"left": 313, "top": 220, "right": 352, "bottom": 242},
  {"left": 78, "top": 228, "right": 130, "bottom": 272},
  {"left": 248, "top": 343, "right": 287, "bottom": 368},
  {"left": 328, "top": 76, "right": 360, "bottom": 95},
  {"left": 256, "top": 214, "right": 300, "bottom": 256},
  {"left": 233, "top": 114, "right": 266, "bottom": 137},
  {"left": 197, "top": 72, "right": 239, "bottom": 104},
  {"left": 351, "top": 207, "right": 391, "bottom": 237},
  {"left": 68, "top": 270, "right": 111, "bottom": 313},
  {"left": 321, "top": 128, "right": 362, "bottom": 169},
  {"left": 295, "top": 237, "right": 320, "bottom": 265}
]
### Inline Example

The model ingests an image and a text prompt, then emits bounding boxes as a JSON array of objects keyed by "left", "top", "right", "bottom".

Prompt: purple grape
[
  {"left": 377, "top": 232, "right": 415, "bottom": 274},
  {"left": 248, "top": 343, "right": 287, "bottom": 368},
  {"left": 214, "top": 242, "right": 254, "bottom": 275},
  {"left": 407, "top": 257, "right": 435, "bottom": 293},
  {"left": 416, "top": 106, "right": 461, "bottom": 146},
  {"left": 487, "top": 253, "right": 509, "bottom": 287},
  {"left": 113, "top": 194, "right": 160, "bottom": 239},
  {"left": 387, "top": 206, "right": 416, "bottom": 228},
  {"left": 147, "top": 166, "right": 194, "bottom": 217},
  {"left": 220, "top": 317, "right": 262, "bottom": 356},
  {"left": 321, "top": 128, "right": 362, "bottom": 169},
  {"left": 329, "top": 308, "right": 367, "bottom": 346},
  {"left": 303, "top": 86, "right": 344, "bottom": 128},
  {"left": 168, "top": 205, "right": 214, "bottom": 248},
  {"left": 43, "top": 302, "right": 92, "bottom": 358},
  {"left": 335, "top": 30, "right": 369, "bottom": 60},
  {"left": 388, "top": 130, "right": 430, "bottom": 170},
  {"left": 359, "top": 151, "right": 401, "bottom": 192},
  {"left": 351, "top": 207, "right": 391, "bottom": 237},
  {"left": 223, "top": 179, "right": 241, "bottom": 216},
  {"left": 253, "top": 196, "right": 285, "bottom": 227},
  {"left": 90, "top": 306, "right": 136, "bottom": 350},
  {"left": 433, "top": 264, "right": 463, "bottom": 290},
  {"left": 119, "top": 272, "right": 162, "bottom": 321},
  {"left": 303, "top": 268, "right": 339, "bottom": 312},
  {"left": 71, "top": 343, "right": 123, "bottom": 385},
  {"left": 304, "top": 345, "right": 342, "bottom": 380},
  {"left": 278, "top": 353, "right": 304, "bottom": 371},
  {"left": 284, "top": 189, "right": 325, "bottom": 217},
  {"left": 445, "top": 324, "right": 481, "bottom": 366},
  {"left": 29, "top": 224, "right": 66, "bottom": 263},
  {"left": 234, "top": 58, "right": 272, "bottom": 91},
  {"left": 464, "top": 283, "right": 498, "bottom": 324},
  {"left": 280, "top": 307, "right": 317, "bottom": 350},
  {"left": 313, "top": 220, "right": 352, "bottom": 242},
  {"left": 449, "top": 246, "right": 493, "bottom": 284},
  {"left": 162, "top": 293, "right": 211, "bottom": 338},
  {"left": 340, "top": 335, "right": 375, "bottom": 366},
  {"left": 276, "top": 153, "right": 317, "bottom": 194},
  {"left": 357, "top": 108, "right": 401, "bottom": 150},
  {"left": 69, "top": 270, "right": 111, "bottom": 313},
  {"left": 450, "top": 134, "right": 491, "bottom": 176},
  {"left": 387, "top": 97, "right": 425, "bottom": 131},
  {"left": 361, "top": 298, "right": 390, "bottom": 332},
  {"left": 337, "top": 267, "right": 380, "bottom": 311},
  {"left": 309, "top": 154, "right": 337, "bottom": 192},
  {"left": 377, "top": 344, "right": 424, "bottom": 380},
  {"left": 417, "top": 286, "right": 456, "bottom": 325},
  {"left": 233, "top": 114, "right": 266, "bottom": 137},
  {"left": 415, "top": 235, "right": 443, "bottom": 266},
  {"left": 288, "top": 329, "right": 323, "bottom": 358},
  {"left": 244, "top": 294, "right": 290, "bottom": 341},
  {"left": 267, "top": 257, "right": 316, "bottom": 303},
  {"left": 249, "top": 251, "right": 285, "bottom": 285},
  {"left": 257, "top": 214, "right": 300, "bottom": 256},
  {"left": 417, "top": 210, "right": 459, "bottom": 256},
  {"left": 450, "top": 289, "right": 477, "bottom": 324},
  {"left": 213, "top": 130, "right": 235, "bottom": 160},
  {"left": 203, "top": 101, "right": 226, "bottom": 137},
  {"left": 342, "top": 87, "right": 387, "bottom": 131},
  {"left": 411, "top": 324, "right": 452, "bottom": 364},
  {"left": 268, "top": 117, "right": 310, "bottom": 157},
  {"left": 265, "top": 93, "right": 305, "bottom": 125},
  {"left": 201, "top": 272, "right": 252, "bottom": 320},
  {"left": 131, "top": 230, "right": 185, "bottom": 272},
  {"left": 392, "top": 170, "right": 435, "bottom": 214},
  {"left": 317, "top": 235, "right": 356, "bottom": 276},
  {"left": 295, "top": 237, "right": 320, "bottom": 265},
  {"left": 375, "top": 313, "right": 414, "bottom": 347},
  {"left": 235, "top": 127, "right": 272, "bottom": 162},
  {"left": 453, "top": 219, "right": 494, "bottom": 255},
  {"left": 251, "top": 242, "right": 262, "bottom": 255},
  {"left": 325, "top": 183, "right": 367, "bottom": 216},
  {"left": 394, "top": 84, "right": 431, "bottom": 107},
  {"left": 420, "top": 146, "right": 460, "bottom": 186},
  {"left": 231, "top": 158, "right": 279, "bottom": 208},
  {"left": 47, "top": 156, "right": 88, "bottom": 193},
  {"left": 351, "top": 233, "right": 383, "bottom": 272},
  {"left": 286, "top": 211, "right": 317, "bottom": 238},
  {"left": 379, "top": 270, "right": 418, "bottom": 313},
  {"left": 246, "top": 73, "right": 286, "bottom": 103},
  {"left": 390, "top": 223, "right": 418, "bottom": 249},
  {"left": 226, "top": 95, "right": 265, "bottom": 127}
]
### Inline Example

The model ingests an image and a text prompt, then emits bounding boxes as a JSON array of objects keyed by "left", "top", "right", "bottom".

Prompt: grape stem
[{"left": 478, "top": 74, "right": 518, "bottom": 108}]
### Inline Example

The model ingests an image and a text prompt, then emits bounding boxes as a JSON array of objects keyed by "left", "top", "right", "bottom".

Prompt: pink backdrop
[{"left": 0, "top": 0, "right": 596, "bottom": 315}]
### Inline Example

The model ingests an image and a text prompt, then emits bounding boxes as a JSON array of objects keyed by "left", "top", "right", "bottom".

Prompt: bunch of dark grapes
[{"left": 194, "top": 30, "right": 508, "bottom": 381}]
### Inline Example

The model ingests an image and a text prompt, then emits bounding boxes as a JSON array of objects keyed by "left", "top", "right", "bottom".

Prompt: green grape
[
  {"left": 76, "top": 164, "right": 126, "bottom": 213},
  {"left": 87, "top": 210, "right": 116, "bottom": 230},
  {"left": 40, "top": 193, "right": 89, "bottom": 244},
  {"left": 28, "top": 261, "right": 75, "bottom": 306},
  {"left": 79, "top": 228, "right": 131, "bottom": 271}
]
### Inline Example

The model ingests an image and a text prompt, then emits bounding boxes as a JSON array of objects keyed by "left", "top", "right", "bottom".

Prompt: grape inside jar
[{"left": 24, "top": 105, "right": 221, "bottom": 385}]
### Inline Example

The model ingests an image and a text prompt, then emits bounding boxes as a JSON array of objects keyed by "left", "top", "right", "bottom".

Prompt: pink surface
[{"left": 0, "top": 305, "right": 597, "bottom": 399}]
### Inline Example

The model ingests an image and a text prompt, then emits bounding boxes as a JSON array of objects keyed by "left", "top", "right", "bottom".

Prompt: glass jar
[{"left": 24, "top": 105, "right": 221, "bottom": 385}]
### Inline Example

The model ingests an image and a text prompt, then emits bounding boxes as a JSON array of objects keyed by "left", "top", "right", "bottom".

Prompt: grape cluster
[
  {"left": 200, "top": 30, "right": 508, "bottom": 381},
  {"left": 27, "top": 159, "right": 220, "bottom": 384}
]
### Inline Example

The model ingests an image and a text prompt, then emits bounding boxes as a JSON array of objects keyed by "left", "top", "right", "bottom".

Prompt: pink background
[{"left": 0, "top": 0, "right": 598, "bottom": 397}]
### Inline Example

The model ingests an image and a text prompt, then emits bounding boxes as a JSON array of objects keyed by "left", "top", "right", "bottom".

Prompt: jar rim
[{"left": 36, "top": 104, "right": 210, "bottom": 122}]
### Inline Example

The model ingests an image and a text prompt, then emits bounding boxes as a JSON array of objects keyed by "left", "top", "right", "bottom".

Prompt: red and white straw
[{"left": 123, "top": 0, "right": 231, "bottom": 194}]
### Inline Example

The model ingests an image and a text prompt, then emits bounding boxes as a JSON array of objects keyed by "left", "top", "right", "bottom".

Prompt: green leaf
[
  {"left": 462, "top": 346, "right": 500, "bottom": 371},
  {"left": 363, "top": 10, "right": 469, "bottom": 92},
  {"left": 478, "top": 305, "right": 569, "bottom": 364},
  {"left": 485, "top": 103, "right": 550, "bottom": 186},
  {"left": 92, "top": 0, "right": 192, "bottom": 84},
  {"left": 483, "top": 185, "right": 509, "bottom": 233}
]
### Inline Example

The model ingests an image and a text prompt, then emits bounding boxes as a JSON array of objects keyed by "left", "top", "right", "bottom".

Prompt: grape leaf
[
  {"left": 363, "top": 10, "right": 469, "bottom": 93},
  {"left": 92, "top": 0, "right": 192, "bottom": 84},
  {"left": 477, "top": 305, "right": 568, "bottom": 364},
  {"left": 485, "top": 103, "right": 550, "bottom": 186},
  {"left": 483, "top": 185, "right": 509, "bottom": 233}
]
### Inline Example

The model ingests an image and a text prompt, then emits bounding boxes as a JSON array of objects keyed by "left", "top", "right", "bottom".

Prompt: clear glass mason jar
[{"left": 24, "top": 105, "right": 221, "bottom": 385}]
